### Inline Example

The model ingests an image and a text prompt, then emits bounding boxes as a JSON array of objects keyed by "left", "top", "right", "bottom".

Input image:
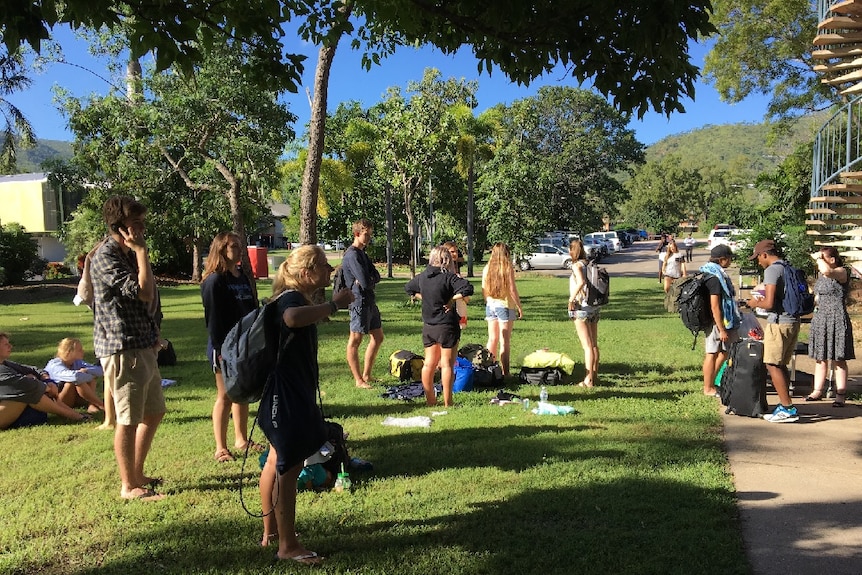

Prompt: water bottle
[
  {"left": 334, "top": 463, "right": 351, "bottom": 493},
  {"left": 539, "top": 386, "right": 548, "bottom": 403}
]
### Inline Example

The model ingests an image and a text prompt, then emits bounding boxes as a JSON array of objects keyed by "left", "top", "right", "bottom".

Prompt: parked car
[
  {"left": 584, "top": 232, "right": 620, "bottom": 253},
  {"left": 580, "top": 236, "right": 605, "bottom": 260},
  {"left": 515, "top": 244, "right": 573, "bottom": 271}
]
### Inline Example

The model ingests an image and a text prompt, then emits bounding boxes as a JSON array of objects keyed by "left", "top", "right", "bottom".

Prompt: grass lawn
[{"left": 0, "top": 274, "right": 748, "bottom": 575}]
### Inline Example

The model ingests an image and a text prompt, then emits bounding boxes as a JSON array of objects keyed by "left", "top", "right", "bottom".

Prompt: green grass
[{"left": 0, "top": 275, "right": 748, "bottom": 575}]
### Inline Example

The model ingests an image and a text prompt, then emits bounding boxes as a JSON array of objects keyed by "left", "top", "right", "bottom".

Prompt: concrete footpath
[{"left": 723, "top": 355, "right": 862, "bottom": 574}]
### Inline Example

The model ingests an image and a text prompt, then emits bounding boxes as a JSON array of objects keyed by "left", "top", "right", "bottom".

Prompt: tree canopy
[{"left": 3, "top": 0, "right": 716, "bottom": 118}]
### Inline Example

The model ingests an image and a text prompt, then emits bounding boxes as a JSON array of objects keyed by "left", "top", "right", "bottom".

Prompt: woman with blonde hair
[
  {"left": 405, "top": 245, "right": 474, "bottom": 406},
  {"left": 482, "top": 242, "right": 523, "bottom": 375},
  {"left": 568, "top": 239, "right": 600, "bottom": 387},
  {"left": 201, "top": 232, "right": 262, "bottom": 463},
  {"left": 43, "top": 337, "right": 104, "bottom": 413},
  {"left": 258, "top": 245, "right": 353, "bottom": 563}
]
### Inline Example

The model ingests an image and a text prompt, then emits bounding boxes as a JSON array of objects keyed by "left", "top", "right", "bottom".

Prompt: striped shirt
[{"left": 90, "top": 237, "right": 159, "bottom": 358}]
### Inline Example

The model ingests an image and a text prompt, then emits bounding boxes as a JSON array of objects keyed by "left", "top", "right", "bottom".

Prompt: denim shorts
[
  {"left": 485, "top": 303, "right": 515, "bottom": 322},
  {"left": 574, "top": 307, "right": 600, "bottom": 323}
]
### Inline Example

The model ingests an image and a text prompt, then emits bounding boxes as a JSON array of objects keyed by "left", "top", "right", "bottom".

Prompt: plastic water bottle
[
  {"left": 539, "top": 386, "right": 548, "bottom": 403},
  {"left": 334, "top": 464, "right": 351, "bottom": 493}
]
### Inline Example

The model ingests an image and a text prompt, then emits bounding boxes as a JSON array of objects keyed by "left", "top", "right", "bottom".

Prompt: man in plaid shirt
[{"left": 91, "top": 196, "right": 166, "bottom": 501}]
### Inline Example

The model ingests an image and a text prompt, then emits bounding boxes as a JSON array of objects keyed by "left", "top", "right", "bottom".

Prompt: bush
[
  {"left": 43, "top": 261, "right": 73, "bottom": 280},
  {"left": 0, "top": 222, "right": 40, "bottom": 285}
]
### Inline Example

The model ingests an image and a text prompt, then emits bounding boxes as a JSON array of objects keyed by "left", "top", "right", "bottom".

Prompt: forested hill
[
  {"left": 15, "top": 139, "right": 73, "bottom": 172},
  {"left": 644, "top": 115, "right": 823, "bottom": 183}
]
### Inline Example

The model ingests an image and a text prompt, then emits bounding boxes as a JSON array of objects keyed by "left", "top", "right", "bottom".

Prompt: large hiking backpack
[
  {"left": 389, "top": 350, "right": 424, "bottom": 382},
  {"left": 676, "top": 272, "right": 712, "bottom": 350},
  {"left": 778, "top": 262, "right": 815, "bottom": 317},
  {"left": 584, "top": 261, "right": 610, "bottom": 306},
  {"left": 220, "top": 295, "right": 289, "bottom": 404}
]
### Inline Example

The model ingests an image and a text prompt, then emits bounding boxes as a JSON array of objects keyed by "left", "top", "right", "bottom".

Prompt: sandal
[
  {"left": 214, "top": 448, "right": 235, "bottom": 463},
  {"left": 237, "top": 440, "right": 267, "bottom": 454},
  {"left": 832, "top": 392, "right": 846, "bottom": 407},
  {"left": 805, "top": 390, "right": 823, "bottom": 401}
]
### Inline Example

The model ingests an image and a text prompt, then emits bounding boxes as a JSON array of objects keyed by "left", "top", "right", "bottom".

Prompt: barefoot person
[
  {"left": 342, "top": 219, "right": 384, "bottom": 388},
  {"left": 568, "top": 240, "right": 601, "bottom": 387},
  {"left": 0, "top": 332, "right": 92, "bottom": 429},
  {"left": 482, "top": 242, "right": 523, "bottom": 375},
  {"left": 90, "top": 196, "right": 167, "bottom": 500},
  {"left": 405, "top": 245, "right": 474, "bottom": 407},
  {"left": 258, "top": 245, "right": 354, "bottom": 564},
  {"left": 201, "top": 232, "right": 265, "bottom": 463}
]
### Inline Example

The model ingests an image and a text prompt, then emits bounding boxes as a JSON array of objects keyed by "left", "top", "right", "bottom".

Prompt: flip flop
[
  {"left": 275, "top": 551, "right": 323, "bottom": 565},
  {"left": 214, "top": 448, "right": 235, "bottom": 463},
  {"left": 122, "top": 488, "right": 166, "bottom": 502},
  {"left": 237, "top": 440, "right": 267, "bottom": 453}
]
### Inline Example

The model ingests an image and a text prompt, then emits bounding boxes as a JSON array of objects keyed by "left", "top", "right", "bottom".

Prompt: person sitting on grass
[
  {"left": 0, "top": 332, "right": 92, "bottom": 430},
  {"left": 43, "top": 337, "right": 105, "bottom": 415}
]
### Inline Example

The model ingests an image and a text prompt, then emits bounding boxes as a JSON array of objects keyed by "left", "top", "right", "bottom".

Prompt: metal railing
[{"left": 811, "top": 95, "right": 862, "bottom": 197}]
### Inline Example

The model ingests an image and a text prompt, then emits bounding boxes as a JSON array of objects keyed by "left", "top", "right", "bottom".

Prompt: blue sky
[{"left": 9, "top": 28, "right": 773, "bottom": 147}]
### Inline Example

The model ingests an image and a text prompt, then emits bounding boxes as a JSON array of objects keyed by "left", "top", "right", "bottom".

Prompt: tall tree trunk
[
  {"left": 404, "top": 184, "right": 416, "bottom": 276},
  {"left": 191, "top": 237, "right": 202, "bottom": 282},
  {"left": 299, "top": 44, "right": 338, "bottom": 246},
  {"left": 467, "top": 162, "right": 475, "bottom": 277},
  {"left": 385, "top": 185, "right": 393, "bottom": 278},
  {"left": 226, "top": 178, "right": 258, "bottom": 304}
]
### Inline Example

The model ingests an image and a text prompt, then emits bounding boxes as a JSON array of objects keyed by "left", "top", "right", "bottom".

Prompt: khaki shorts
[
  {"left": 102, "top": 348, "right": 166, "bottom": 426},
  {"left": 762, "top": 322, "right": 800, "bottom": 366}
]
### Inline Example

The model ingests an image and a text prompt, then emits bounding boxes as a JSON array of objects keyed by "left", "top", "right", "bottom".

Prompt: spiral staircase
[{"left": 811, "top": 0, "right": 862, "bottom": 262}]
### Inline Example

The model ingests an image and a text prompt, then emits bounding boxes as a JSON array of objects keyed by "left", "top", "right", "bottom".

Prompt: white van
[{"left": 585, "top": 231, "right": 621, "bottom": 253}]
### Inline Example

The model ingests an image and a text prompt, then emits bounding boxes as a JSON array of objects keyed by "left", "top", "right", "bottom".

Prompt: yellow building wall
[{"left": 0, "top": 177, "right": 55, "bottom": 232}]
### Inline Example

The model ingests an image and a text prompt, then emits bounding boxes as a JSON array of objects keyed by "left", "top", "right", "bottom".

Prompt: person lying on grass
[{"left": 0, "top": 332, "right": 92, "bottom": 430}]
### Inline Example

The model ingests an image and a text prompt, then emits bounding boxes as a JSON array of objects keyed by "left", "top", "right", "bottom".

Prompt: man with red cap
[{"left": 745, "top": 239, "right": 799, "bottom": 423}]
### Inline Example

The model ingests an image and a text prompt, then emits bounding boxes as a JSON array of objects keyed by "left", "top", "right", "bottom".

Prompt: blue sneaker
[{"left": 764, "top": 404, "right": 799, "bottom": 423}]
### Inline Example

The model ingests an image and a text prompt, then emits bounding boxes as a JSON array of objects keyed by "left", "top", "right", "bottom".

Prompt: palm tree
[{"left": 0, "top": 50, "right": 35, "bottom": 174}]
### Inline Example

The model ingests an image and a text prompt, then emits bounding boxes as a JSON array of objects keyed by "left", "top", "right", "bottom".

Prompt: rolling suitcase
[{"left": 719, "top": 339, "right": 768, "bottom": 417}]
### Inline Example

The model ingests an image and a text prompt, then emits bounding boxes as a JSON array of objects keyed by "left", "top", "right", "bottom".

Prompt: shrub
[
  {"left": 0, "top": 222, "right": 40, "bottom": 285},
  {"left": 43, "top": 261, "right": 73, "bottom": 280}
]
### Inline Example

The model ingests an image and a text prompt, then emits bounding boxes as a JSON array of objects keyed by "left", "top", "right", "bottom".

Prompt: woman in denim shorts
[
  {"left": 568, "top": 239, "right": 600, "bottom": 387},
  {"left": 481, "top": 243, "right": 523, "bottom": 375}
]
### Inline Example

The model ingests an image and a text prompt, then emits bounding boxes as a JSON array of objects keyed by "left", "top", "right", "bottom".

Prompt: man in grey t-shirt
[{"left": 746, "top": 239, "right": 800, "bottom": 423}]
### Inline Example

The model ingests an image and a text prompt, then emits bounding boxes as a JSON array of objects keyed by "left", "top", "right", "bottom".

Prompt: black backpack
[
  {"left": 584, "top": 261, "right": 610, "bottom": 306},
  {"left": 676, "top": 272, "right": 712, "bottom": 350},
  {"left": 332, "top": 265, "right": 347, "bottom": 294}
]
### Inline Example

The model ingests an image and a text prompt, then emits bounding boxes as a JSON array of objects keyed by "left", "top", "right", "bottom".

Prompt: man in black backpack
[
  {"left": 700, "top": 245, "right": 741, "bottom": 396},
  {"left": 745, "top": 239, "right": 799, "bottom": 423}
]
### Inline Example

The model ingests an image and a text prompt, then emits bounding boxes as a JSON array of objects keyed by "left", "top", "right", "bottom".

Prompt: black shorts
[{"left": 422, "top": 322, "right": 461, "bottom": 349}]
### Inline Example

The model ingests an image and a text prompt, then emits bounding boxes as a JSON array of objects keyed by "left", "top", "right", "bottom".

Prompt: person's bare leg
[
  {"left": 132, "top": 412, "right": 164, "bottom": 488},
  {"left": 75, "top": 381, "right": 105, "bottom": 412},
  {"left": 0, "top": 400, "right": 27, "bottom": 429},
  {"left": 274, "top": 463, "right": 321, "bottom": 563},
  {"left": 486, "top": 319, "right": 499, "bottom": 361},
  {"left": 808, "top": 360, "right": 828, "bottom": 399},
  {"left": 57, "top": 383, "right": 80, "bottom": 408},
  {"left": 260, "top": 447, "right": 278, "bottom": 546},
  {"left": 361, "top": 328, "right": 384, "bottom": 383},
  {"left": 833, "top": 360, "right": 848, "bottom": 404},
  {"left": 232, "top": 402, "right": 251, "bottom": 449},
  {"left": 212, "top": 372, "right": 233, "bottom": 459},
  {"left": 766, "top": 364, "right": 793, "bottom": 406},
  {"left": 575, "top": 319, "right": 595, "bottom": 386},
  {"left": 97, "top": 378, "right": 115, "bottom": 430},
  {"left": 116, "top": 424, "right": 142, "bottom": 497},
  {"left": 346, "top": 332, "right": 370, "bottom": 388},
  {"left": 498, "top": 320, "right": 514, "bottom": 375},
  {"left": 439, "top": 346, "right": 458, "bottom": 407},
  {"left": 589, "top": 321, "right": 600, "bottom": 384},
  {"left": 421, "top": 344, "right": 441, "bottom": 406}
]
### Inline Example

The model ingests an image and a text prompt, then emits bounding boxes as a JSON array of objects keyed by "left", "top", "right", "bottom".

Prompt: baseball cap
[
  {"left": 748, "top": 239, "right": 776, "bottom": 261},
  {"left": 710, "top": 244, "right": 733, "bottom": 259}
]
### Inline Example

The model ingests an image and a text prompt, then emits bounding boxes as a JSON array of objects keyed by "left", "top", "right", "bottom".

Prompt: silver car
[{"left": 515, "top": 244, "right": 573, "bottom": 271}]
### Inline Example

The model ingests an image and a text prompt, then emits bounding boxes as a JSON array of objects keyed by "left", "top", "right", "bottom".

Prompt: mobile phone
[{"left": 111, "top": 223, "right": 128, "bottom": 234}]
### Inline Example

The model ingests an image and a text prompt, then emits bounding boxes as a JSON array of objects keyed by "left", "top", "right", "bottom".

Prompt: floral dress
[{"left": 808, "top": 274, "right": 855, "bottom": 361}]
